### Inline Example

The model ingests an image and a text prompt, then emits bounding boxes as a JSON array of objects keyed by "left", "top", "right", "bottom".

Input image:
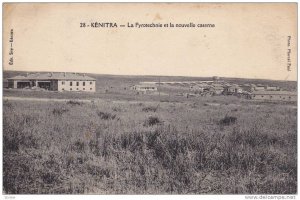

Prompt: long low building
[
  {"left": 251, "top": 91, "right": 297, "bottom": 102},
  {"left": 131, "top": 84, "right": 158, "bottom": 93},
  {"left": 7, "top": 72, "right": 96, "bottom": 92}
]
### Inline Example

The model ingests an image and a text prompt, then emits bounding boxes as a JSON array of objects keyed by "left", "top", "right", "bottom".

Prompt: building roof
[
  {"left": 7, "top": 72, "right": 96, "bottom": 81},
  {"left": 252, "top": 91, "right": 297, "bottom": 96},
  {"left": 266, "top": 86, "right": 278, "bottom": 88}
]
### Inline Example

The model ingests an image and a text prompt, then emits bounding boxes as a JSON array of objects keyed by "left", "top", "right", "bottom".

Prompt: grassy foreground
[{"left": 3, "top": 98, "right": 297, "bottom": 194}]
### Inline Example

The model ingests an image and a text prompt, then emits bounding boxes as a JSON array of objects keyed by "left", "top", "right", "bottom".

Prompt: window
[
  {"left": 90, "top": 82, "right": 93, "bottom": 85},
  {"left": 70, "top": 82, "right": 72, "bottom": 86},
  {"left": 83, "top": 82, "right": 85, "bottom": 86},
  {"left": 62, "top": 88, "right": 64, "bottom": 91},
  {"left": 62, "top": 81, "right": 65, "bottom": 85},
  {"left": 77, "top": 88, "right": 79, "bottom": 90},
  {"left": 90, "top": 88, "right": 92, "bottom": 90},
  {"left": 76, "top": 82, "right": 79, "bottom": 86},
  {"left": 83, "top": 88, "right": 85, "bottom": 90},
  {"left": 261, "top": 96, "right": 264, "bottom": 97},
  {"left": 70, "top": 88, "right": 72, "bottom": 90}
]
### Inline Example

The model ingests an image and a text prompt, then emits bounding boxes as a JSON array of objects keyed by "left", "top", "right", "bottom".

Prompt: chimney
[
  {"left": 49, "top": 72, "right": 53, "bottom": 77},
  {"left": 64, "top": 72, "right": 66, "bottom": 77}
]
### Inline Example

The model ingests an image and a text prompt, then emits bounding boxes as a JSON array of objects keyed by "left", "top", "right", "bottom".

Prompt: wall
[
  {"left": 7, "top": 80, "right": 15, "bottom": 88},
  {"left": 57, "top": 80, "right": 96, "bottom": 92},
  {"left": 252, "top": 94, "right": 297, "bottom": 101},
  {"left": 50, "top": 80, "right": 58, "bottom": 91},
  {"left": 136, "top": 86, "right": 157, "bottom": 91}
]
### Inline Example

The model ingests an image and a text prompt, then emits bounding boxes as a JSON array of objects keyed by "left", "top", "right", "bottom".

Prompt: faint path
[
  {"left": 3, "top": 96, "right": 163, "bottom": 105},
  {"left": 3, "top": 96, "right": 94, "bottom": 103}
]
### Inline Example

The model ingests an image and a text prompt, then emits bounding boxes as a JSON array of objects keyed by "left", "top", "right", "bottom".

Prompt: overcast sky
[{"left": 3, "top": 3, "right": 297, "bottom": 81}]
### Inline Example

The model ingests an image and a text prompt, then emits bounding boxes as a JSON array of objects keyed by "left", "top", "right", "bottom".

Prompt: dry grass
[{"left": 3, "top": 98, "right": 297, "bottom": 194}]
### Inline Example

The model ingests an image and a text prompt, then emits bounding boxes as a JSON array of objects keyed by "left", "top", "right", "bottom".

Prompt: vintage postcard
[{"left": 2, "top": 3, "right": 297, "bottom": 197}]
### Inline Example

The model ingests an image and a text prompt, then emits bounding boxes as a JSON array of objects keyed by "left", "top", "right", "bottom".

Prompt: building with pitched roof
[{"left": 7, "top": 72, "right": 96, "bottom": 92}]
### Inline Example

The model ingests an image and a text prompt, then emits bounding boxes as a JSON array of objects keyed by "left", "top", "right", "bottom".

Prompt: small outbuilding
[{"left": 223, "top": 85, "right": 243, "bottom": 95}]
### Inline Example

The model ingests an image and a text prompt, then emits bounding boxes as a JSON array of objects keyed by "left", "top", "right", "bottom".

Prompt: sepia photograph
[{"left": 2, "top": 2, "right": 298, "bottom": 197}]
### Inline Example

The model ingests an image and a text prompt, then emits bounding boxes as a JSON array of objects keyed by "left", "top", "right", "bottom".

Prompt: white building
[{"left": 7, "top": 72, "right": 96, "bottom": 92}]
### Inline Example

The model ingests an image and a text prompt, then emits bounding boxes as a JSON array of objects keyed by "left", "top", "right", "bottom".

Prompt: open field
[{"left": 3, "top": 94, "right": 297, "bottom": 194}]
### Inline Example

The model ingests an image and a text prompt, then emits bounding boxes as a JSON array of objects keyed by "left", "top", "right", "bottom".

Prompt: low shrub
[
  {"left": 97, "top": 111, "right": 116, "bottom": 120},
  {"left": 143, "top": 116, "right": 162, "bottom": 127},
  {"left": 142, "top": 106, "right": 157, "bottom": 112},
  {"left": 52, "top": 108, "right": 69, "bottom": 116},
  {"left": 73, "top": 140, "right": 85, "bottom": 152},
  {"left": 112, "top": 107, "right": 122, "bottom": 112},
  {"left": 219, "top": 116, "right": 237, "bottom": 126},
  {"left": 67, "top": 100, "right": 82, "bottom": 106}
]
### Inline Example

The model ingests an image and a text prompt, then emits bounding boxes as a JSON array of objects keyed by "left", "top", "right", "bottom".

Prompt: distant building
[
  {"left": 251, "top": 91, "right": 297, "bottom": 102},
  {"left": 132, "top": 84, "right": 158, "bottom": 93},
  {"left": 224, "top": 85, "right": 243, "bottom": 95},
  {"left": 240, "top": 84, "right": 254, "bottom": 92},
  {"left": 210, "top": 86, "right": 224, "bottom": 95},
  {"left": 254, "top": 85, "right": 265, "bottom": 91},
  {"left": 7, "top": 72, "right": 96, "bottom": 92},
  {"left": 252, "top": 85, "right": 280, "bottom": 92},
  {"left": 190, "top": 85, "right": 204, "bottom": 94},
  {"left": 212, "top": 76, "right": 220, "bottom": 82},
  {"left": 265, "top": 86, "right": 280, "bottom": 91}
]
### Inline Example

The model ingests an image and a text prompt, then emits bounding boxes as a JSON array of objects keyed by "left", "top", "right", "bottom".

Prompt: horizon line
[{"left": 3, "top": 69, "right": 297, "bottom": 82}]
